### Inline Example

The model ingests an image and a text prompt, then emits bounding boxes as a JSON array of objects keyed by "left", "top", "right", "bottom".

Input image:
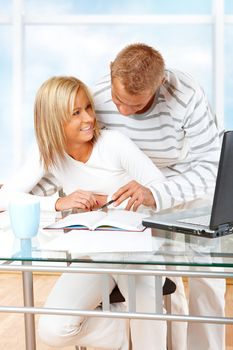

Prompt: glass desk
[{"left": 0, "top": 207, "right": 233, "bottom": 350}]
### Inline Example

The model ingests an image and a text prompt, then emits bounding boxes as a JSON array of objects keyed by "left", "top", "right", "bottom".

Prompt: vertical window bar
[
  {"left": 213, "top": 0, "right": 225, "bottom": 127},
  {"left": 12, "top": 0, "right": 24, "bottom": 167}
]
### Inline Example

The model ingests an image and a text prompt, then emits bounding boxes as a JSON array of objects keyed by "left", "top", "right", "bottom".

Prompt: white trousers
[
  {"left": 169, "top": 276, "right": 225, "bottom": 350},
  {"left": 188, "top": 276, "right": 225, "bottom": 350},
  {"left": 159, "top": 226, "right": 226, "bottom": 350},
  {"left": 38, "top": 265, "right": 225, "bottom": 350},
  {"left": 168, "top": 276, "right": 188, "bottom": 350},
  {"left": 38, "top": 262, "right": 167, "bottom": 350}
]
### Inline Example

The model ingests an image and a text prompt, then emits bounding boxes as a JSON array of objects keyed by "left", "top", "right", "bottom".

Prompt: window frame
[{"left": 0, "top": 0, "right": 226, "bottom": 176}]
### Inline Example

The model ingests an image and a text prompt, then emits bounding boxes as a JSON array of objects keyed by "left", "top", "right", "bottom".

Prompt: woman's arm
[
  {"left": 0, "top": 143, "right": 108, "bottom": 212},
  {"left": 55, "top": 190, "right": 103, "bottom": 211},
  {"left": 102, "top": 131, "right": 166, "bottom": 211}
]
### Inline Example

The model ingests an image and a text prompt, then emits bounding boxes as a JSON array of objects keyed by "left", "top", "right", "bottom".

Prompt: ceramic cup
[{"left": 9, "top": 195, "right": 40, "bottom": 239}]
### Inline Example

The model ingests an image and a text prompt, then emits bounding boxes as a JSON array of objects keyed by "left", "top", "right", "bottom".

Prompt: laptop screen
[{"left": 210, "top": 131, "right": 233, "bottom": 230}]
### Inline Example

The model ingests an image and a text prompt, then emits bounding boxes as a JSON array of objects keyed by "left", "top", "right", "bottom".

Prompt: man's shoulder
[
  {"left": 165, "top": 69, "right": 201, "bottom": 92},
  {"left": 162, "top": 69, "right": 203, "bottom": 109},
  {"left": 92, "top": 74, "right": 111, "bottom": 96}
]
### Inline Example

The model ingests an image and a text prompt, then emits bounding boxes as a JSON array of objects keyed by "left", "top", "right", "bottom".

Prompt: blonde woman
[{"left": 0, "top": 76, "right": 167, "bottom": 349}]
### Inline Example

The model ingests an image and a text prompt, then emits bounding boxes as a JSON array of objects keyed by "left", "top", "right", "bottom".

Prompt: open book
[{"left": 44, "top": 209, "right": 146, "bottom": 232}]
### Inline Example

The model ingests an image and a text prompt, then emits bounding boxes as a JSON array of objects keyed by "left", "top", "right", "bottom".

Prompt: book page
[
  {"left": 45, "top": 211, "right": 107, "bottom": 230},
  {"left": 45, "top": 209, "right": 147, "bottom": 231},
  {"left": 93, "top": 209, "right": 146, "bottom": 231}
]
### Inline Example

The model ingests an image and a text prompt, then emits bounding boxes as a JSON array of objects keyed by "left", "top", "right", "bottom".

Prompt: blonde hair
[
  {"left": 34, "top": 76, "right": 99, "bottom": 171},
  {"left": 111, "top": 43, "right": 165, "bottom": 94}
]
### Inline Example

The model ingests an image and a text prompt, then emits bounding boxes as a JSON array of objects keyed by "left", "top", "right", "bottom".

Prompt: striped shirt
[{"left": 92, "top": 69, "right": 223, "bottom": 211}]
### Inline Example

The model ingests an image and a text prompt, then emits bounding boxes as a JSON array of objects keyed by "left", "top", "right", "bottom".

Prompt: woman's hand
[
  {"left": 55, "top": 190, "right": 99, "bottom": 211},
  {"left": 94, "top": 194, "right": 108, "bottom": 208}
]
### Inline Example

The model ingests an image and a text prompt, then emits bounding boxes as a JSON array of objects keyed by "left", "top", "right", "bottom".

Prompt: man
[{"left": 92, "top": 43, "right": 225, "bottom": 350}]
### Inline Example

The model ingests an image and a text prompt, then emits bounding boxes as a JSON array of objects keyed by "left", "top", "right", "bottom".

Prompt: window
[
  {"left": 0, "top": 25, "right": 13, "bottom": 180},
  {"left": 0, "top": 0, "right": 229, "bottom": 181}
]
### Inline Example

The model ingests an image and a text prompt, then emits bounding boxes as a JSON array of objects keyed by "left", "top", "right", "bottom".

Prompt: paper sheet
[{"left": 41, "top": 228, "right": 153, "bottom": 253}]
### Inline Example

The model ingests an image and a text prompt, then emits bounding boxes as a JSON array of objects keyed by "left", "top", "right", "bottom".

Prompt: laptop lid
[
  {"left": 210, "top": 130, "right": 233, "bottom": 230},
  {"left": 143, "top": 131, "right": 233, "bottom": 238}
]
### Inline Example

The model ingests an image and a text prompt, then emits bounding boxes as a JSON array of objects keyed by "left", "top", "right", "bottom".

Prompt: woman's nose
[{"left": 83, "top": 109, "right": 95, "bottom": 121}]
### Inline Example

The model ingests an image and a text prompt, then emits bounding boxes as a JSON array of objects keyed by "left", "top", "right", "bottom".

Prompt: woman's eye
[{"left": 72, "top": 110, "right": 80, "bottom": 116}]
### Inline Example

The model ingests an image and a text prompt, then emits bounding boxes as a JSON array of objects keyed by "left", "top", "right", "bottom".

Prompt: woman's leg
[
  {"left": 168, "top": 276, "right": 188, "bottom": 350},
  {"left": 38, "top": 263, "right": 129, "bottom": 349},
  {"left": 116, "top": 266, "right": 167, "bottom": 350}
]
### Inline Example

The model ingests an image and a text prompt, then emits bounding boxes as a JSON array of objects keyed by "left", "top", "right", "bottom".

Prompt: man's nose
[{"left": 118, "top": 104, "right": 135, "bottom": 116}]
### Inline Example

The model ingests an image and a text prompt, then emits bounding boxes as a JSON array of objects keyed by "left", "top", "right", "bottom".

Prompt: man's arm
[
  {"left": 0, "top": 147, "right": 57, "bottom": 211},
  {"left": 112, "top": 82, "right": 223, "bottom": 212},
  {"left": 149, "top": 83, "right": 222, "bottom": 211},
  {"left": 30, "top": 173, "right": 59, "bottom": 196},
  {"left": 112, "top": 180, "right": 155, "bottom": 212}
]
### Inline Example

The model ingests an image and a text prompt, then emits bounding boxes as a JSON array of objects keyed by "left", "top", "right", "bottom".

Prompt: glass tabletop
[{"left": 1, "top": 201, "right": 233, "bottom": 268}]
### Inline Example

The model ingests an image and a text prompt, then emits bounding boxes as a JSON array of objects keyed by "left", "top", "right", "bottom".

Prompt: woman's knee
[{"left": 38, "top": 315, "right": 83, "bottom": 347}]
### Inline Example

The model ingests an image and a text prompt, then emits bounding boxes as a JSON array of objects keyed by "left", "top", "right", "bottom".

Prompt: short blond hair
[
  {"left": 111, "top": 43, "right": 165, "bottom": 94},
  {"left": 34, "top": 76, "right": 99, "bottom": 171}
]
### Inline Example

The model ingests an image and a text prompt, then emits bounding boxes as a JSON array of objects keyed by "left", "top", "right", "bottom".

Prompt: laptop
[{"left": 143, "top": 130, "right": 233, "bottom": 238}]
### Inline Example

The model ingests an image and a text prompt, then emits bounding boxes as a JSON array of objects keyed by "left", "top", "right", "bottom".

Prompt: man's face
[{"left": 111, "top": 78, "right": 155, "bottom": 116}]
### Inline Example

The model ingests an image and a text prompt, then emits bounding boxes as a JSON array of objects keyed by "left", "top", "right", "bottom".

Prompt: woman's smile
[{"left": 80, "top": 124, "right": 94, "bottom": 132}]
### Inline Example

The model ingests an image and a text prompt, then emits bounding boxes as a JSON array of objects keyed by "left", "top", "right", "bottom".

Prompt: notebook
[
  {"left": 45, "top": 209, "right": 146, "bottom": 232},
  {"left": 142, "top": 131, "right": 233, "bottom": 238}
]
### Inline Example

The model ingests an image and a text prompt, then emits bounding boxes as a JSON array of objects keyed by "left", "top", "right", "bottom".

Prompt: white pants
[
  {"left": 158, "top": 226, "right": 226, "bottom": 350},
  {"left": 169, "top": 276, "right": 188, "bottom": 350},
  {"left": 38, "top": 262, "right": 167, "bottom": 350},
  {"left": 188, "top": 276, "right": 225, "bottom": 350},
  {"left": 165, "top": 198, "right": 226, "bottom": 350},
  {"left": 170, "top": 276, "right": 225, "bottom": 350}
]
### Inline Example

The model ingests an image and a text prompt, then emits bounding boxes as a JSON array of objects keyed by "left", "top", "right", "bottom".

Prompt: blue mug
[{"left": 9, "top": 196, "right": 40, "bottom": 239}]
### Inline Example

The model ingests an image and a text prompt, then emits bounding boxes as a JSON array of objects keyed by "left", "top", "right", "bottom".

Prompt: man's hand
[
  {"left": 112, "top": 180, "right": 156, "bottom": 211},
  {"left": 55, "top": 189, "right": 99, "bottom": 211}
]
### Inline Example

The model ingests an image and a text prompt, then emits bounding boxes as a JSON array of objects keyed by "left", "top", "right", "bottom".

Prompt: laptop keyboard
[{"left": 178, "top": 214, "right": 210, "bottom": 227}]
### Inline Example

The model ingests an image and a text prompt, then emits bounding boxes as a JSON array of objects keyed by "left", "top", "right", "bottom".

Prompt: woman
[{"left": 0, "top": 76, "right": 167, "bottom": 349}]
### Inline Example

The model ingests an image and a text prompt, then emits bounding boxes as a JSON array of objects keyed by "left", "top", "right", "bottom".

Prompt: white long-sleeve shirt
[
  {"left": 0, "top": 130, "right": 165, "bottom": 212},
  {"left": 93, "top": 69, "right": 223, "bottom": 210}
]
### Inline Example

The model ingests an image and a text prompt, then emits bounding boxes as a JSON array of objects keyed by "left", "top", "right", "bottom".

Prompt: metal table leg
[{"left": 22, "top": 260, "right": 36, "bottom": 350}]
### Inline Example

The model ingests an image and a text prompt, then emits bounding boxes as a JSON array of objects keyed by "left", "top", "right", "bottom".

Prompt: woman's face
[{"left": 64, "top": 87, "right": 96, "bottom": 145}]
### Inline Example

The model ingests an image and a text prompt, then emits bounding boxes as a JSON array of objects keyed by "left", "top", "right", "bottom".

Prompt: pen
[{"left": 98, "top": 199, "right": 116, "bottom": 210}]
